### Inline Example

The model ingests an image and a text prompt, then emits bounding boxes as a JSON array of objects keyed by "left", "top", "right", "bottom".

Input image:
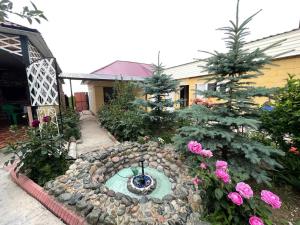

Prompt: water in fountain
[{"left": 105, "top": 167, "right": 172, "bottom": 199}]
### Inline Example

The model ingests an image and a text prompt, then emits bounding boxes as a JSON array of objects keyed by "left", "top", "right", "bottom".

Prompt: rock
[
  {"left": 149, "top": 161, "right": 158, "bottom": 167},
  {"left": 152, "top": 198, "right": 163, "bottom": 204},
  {"left": 86, "top": 209, "right": 101, "bottom": 225},
  {"left": 190, "top": 194, "right": 202, "bottom": 212},
  {"left": 58, "top": 193, "right": 72, "bottom": 202},
  {"left": 82, "top": 204, "right": 94, "bottom": 217},
  {"left": 157, "top": 165, "right": 164, "bottom": 171},
  {"left": 130, "top": 205, "right": 139, "bottom": 213},
  {"left": 117, "top": 207, "right": 125, "bottom": 216},
  {"left": 53, "top": 187, "right": 64, "bottom": 196},
  {"left": 157, "top": 153, "right": 163, "bottom": 158},
  {"left": 121, "top": 197, "right": 132, "bottom": 206},
  {"left": 111, "top": 156, "right": 120, "bottom": 163},
  {"left": 68, "top": 193, "right": 83, "bottom": 205},
  {"left": 175, "top": 188, "right": 188, "bottom": 200},
  {"left": 163, "top": 194, "right": 174, "bottom": 201},
  {"left": 44, "top": 181, "right": 53, "bottom": 190},
  {"left": 104, "top": 215, "right": 116, "bottom": 225},
  {"left": 107, "top": 190, "right": 116, "bottom": 197},
  {"left": 186, "top": 212, "right": 211, "bottom": 225},
  {"left": 89, "top": 165, "right": 97, "bottom": 175},
  {"left": 76, "top": 199, "right": 88, "bottom": 211},
  {"left": 139, "top": 196, "right": 148, "bottom": 204}
]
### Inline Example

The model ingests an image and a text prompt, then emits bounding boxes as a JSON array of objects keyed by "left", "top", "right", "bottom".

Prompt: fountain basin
[{"left": 105, "top": 167, "right": 172, "bottom": 199}]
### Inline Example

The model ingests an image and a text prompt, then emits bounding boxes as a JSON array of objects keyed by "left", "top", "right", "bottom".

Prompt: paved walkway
[
  {"left": 0, "top": 167, "right": 65, "bottom": 225},
  {"left": 77, "top": 110, "right": 117, "bottom": 155}
]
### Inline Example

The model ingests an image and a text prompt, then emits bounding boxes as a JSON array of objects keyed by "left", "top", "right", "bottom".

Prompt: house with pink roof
[{"left": 60, "top": 60, "right": 154, "bottom": 114}]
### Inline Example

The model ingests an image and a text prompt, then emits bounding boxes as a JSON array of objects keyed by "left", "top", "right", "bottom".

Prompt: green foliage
[
  {"left": 0, "top": 0, "right": 47, "bottom": 23},
  {"left": 5, "top": 121, "right": 68, "bottom": 186},
  {"left": 187, "top": 149, "right": 273, "bottom": 225},
  {"left": 135, "top": 62, "right": 179, "bottom": 133},
  {"left": 98, "top": 80, "right": 147, "bottom": 141},
  {"left": 60, "top": 109, "right": 81, "bottom": 141},
  {"left": 260, "top": 75, "right": 300, "bottom": 190},
  {"left": 174, "top": 0, "right": 284, "bottom": 184}
]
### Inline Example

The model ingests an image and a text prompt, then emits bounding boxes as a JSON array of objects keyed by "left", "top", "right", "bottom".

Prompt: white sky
[{"left": 10, "top": 0, "right": 300, "bottom": 96}]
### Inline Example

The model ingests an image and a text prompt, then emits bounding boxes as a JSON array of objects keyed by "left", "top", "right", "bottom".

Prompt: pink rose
[
  {"left": 216, "top": 160, "right": 228, "bottom": 170},
  {"left": 215, "top": 169, "right": 230, "bottom": 183},
  {"left": 187, "top": 141, "right": 202, "bottom": 154},
  {"left": 228, "top": 192, "right": 243, "bottom": 205},
  {"left": 200, "top": 162, "right": 207, "bottom": 169},
  {"left": 192, "top": 176, "right": 201, "bottom": 186},
  {"left": 200, "top": 149, "right": 213, "bottom": 158},
  {"left": 249, "top": 216, "right": 264, "bottom": 225},
  {"left": 235, "top": 182, "right": 253, "bottom": 199},
  {"left": 261, "top": 190, "right": 281, "bottom": 209}
]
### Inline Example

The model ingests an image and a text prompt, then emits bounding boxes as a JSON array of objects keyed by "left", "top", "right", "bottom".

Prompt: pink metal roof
[{"left": 91, "top": 60, "right": 153, "bottom": 78}]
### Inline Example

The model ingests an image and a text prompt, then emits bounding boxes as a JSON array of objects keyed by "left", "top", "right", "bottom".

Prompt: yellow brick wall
[
  {"left": 88, "top": 80, "right": 146, "bottom": 114},
  {"left": 175, "top": 56, "right": 300, "bottom": 106}
]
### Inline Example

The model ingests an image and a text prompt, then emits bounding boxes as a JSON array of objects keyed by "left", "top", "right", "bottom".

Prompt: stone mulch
[{"left": 44, "top": 142, "right": 210, "bottom": 225}]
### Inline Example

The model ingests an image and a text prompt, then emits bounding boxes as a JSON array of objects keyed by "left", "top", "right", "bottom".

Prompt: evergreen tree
[
  {"left": 136, "top": 58, "right": 179, "bottom": 133},
  {"left": 174, "top": 0, "right": 284, "bottom": 184}
]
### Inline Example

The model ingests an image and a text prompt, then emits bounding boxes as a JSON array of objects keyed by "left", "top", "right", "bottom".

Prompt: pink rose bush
[
  {"left": 236, "top": 182, "right": 253, "bottom": 199},
  {"left": 188, "top": 141, "right": 202, "bottom": 154},
  {"left": 228, "top": 192, "right": 243, "bottom": 205},
  {"left": 187, "top": 140, "right": 282, "bottom": 225},
  {"left": 216, "top": 160, "right": 228, "bottom": 170},
  {"left": 261, "top": 190, "right": 281, "bottom": 209},
  {"left": 215, "top": 168, "right": 230, "bottom": 183},
  {"left": 249, "top": 216, "right": 264, "bottom": 225}
]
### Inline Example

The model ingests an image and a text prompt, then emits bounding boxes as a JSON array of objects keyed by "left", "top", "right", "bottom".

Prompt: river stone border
[{"left": 44, "top": 142, "right": 208, "bottom": 225}]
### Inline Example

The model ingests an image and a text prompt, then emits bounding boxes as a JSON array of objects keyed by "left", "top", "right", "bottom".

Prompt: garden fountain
[{"left": 46, "top": 142, "right": 204, "bottom": 224}]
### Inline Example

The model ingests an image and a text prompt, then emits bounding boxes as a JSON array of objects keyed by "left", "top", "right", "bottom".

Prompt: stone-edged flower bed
[{"left": 44, "top": 142, "right": 209, "bottom": 225}]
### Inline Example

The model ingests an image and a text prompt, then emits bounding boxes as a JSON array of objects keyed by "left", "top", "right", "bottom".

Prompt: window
[
  {"left": 103, "top": 87, "right": 114, "bottom": 104},
  {"left": 195, "top": 84, "right": 208, "bottom": 98}
]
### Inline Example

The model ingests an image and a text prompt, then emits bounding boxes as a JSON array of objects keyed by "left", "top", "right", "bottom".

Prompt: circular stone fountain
[{"left": 45, "top": 142, "right": 206, "bottom": 225}]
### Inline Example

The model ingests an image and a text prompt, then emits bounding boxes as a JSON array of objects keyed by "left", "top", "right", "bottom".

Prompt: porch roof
[{"left": 59, "top": 72, "right": 145, "bottom": 81}]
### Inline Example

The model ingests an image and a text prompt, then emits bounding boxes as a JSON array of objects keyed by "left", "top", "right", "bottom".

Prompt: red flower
[
  {"left": 31, "top": 119, "right": 40, "bottom": 128},
  {"left": 42, "top": 116, "right": 51, "bottom": 123},
  {"left": 289, "top": 146, "right": 299, "bottom": 155}
]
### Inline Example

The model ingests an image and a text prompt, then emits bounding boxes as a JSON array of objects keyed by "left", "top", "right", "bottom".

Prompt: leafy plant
[
  {"left": 0, "top": 0, "right": 47, "bottom": 23},
  {"left": 187, "top": 140, "right": 281, "bottom": 225},
  {"left": 98, "top": 80, "right": 147, "bottom": 141},
  {"left": 260, "top": 75, "right": 300, "bottom": 190},
  {"left": 5, "top": 116, "right": 69, "bottom": 185},
  {"left": 174, "top": 0, "right": 284, "bottom": 184},
  {"left": 60, "top": 109, "right": 81, "bottom": 141}
]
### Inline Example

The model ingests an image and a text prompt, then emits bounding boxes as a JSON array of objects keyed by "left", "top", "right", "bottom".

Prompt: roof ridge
[{"left": 246, "top": 27, "right": 300, "bottom": 44}]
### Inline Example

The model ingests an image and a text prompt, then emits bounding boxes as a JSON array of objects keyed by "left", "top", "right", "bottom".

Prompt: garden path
[
  {"left": 0, "top": 168, "right": 65, "bottom": 225},
  {"left": 76, "top": 110, "right": 117, "bottom": 155}
]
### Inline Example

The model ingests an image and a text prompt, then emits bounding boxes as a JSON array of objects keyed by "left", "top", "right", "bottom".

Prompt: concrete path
[
  {"left": 77, "top": 110, "right": 117, "bottom": 155},
  {"left": 0, "top": 168, "right": 65, "bottom": 225}
]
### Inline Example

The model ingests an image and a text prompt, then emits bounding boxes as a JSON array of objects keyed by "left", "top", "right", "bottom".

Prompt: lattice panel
[
  {"left": 26, "top": 58, "right": 59, "bottom": 106},
  {"left": 28, "top": 41, "right": 43, "bottom": 63},
  {"left": 37, "top": 106, "right": 59, "bottom": 133},
  {"left": 0, "top": 33, "right": 22, "bottom": 56}
]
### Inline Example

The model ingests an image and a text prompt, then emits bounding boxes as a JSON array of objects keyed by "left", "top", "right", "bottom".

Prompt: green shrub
[
  {"left": 261, "top": 75, "right": 300, "bottom": 190},
  {"left": 60, "top": 109, "right": 81, "bottom": 141},
  {"left": 5, "top": 117, "right": 69, "bottom": 185},
  {"left": 98, "top": 81, "right": 147, "bottom": 141}
]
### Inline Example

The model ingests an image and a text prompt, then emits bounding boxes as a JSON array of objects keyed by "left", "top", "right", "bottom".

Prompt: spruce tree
[
  {"left": 136, "top": 58, "right": 179, "bottom": 133},
  {"left": 174, "top": 0, "right": 284, "bottom": 184}
]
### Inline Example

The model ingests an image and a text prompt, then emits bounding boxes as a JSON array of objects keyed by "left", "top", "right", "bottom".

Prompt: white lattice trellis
[
  {"left": 26, "top": 58, "right": 59, "bottom": 106},
  {"left": 37, "top": 106, "right": 59, "bottom": 133},
  {"left": 0, "top": 33, "right": 22, "bottom": 56},
  {"left": 28, "top": 41, "right": 43, "bottom": 63}
]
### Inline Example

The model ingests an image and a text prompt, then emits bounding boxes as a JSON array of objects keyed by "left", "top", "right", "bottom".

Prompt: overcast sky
[{"left": 11, "top": 0, "right": 300, "bottom": 95}]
